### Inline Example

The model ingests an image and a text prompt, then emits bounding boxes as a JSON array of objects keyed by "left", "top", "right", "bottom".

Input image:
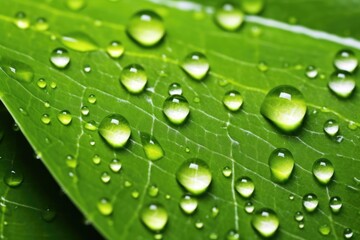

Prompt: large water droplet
[
  {"left": 214, "top": 2, "right": 244, "bottom": 31},
  {"left": 251, "top": 208, "right": 279, "bottom": 237},
  {"left": 344, "top": 228, "right": 353, "bottom": 239},
  {"left": 4, "top": 169, "right": 23, "bottom": 187},
  {"left": 334, "top": 49, "right": 358, "bottom": 73},
  {"left": 329, "top": 196, "right": 342, "bottom": 213},
  {"left": 223, "top": 90, "right": 244, "bottom": 112},
  {"left": 328, "top": 71, "right": 355, "bottom": 98},
  {"left": 120, "top": 64, "right": 147, "bottom": 94},
  {"left": 0, "top": 58, "right": 34, "bottom": 83},
  {"left": 179, "top": 194, "right": 198, "bottom": 214},
  {"left": 312, "top": 158, "right": 334, "bottom": 185},
  {"left": 140, "top": 203, "right": 168, "bottom": 232},
  {"left": 163, "top": 95, "right": 190, "bottom": 125},
  {"left": 235, "top": 176, "right": 255, "bottom": 198},
  {"left": 106, "top": 41, "right": 124, "bottom": 58},
  {"left": 268, "top": 148, "right": 294, "bottom": 183},
  {"left": 181, "top": 52, "right": 209, "bottom": 80},
  {"left": 319, "top": 224, "right": 331, "bottom": 236},
  {"left": 323, "top": 119, "right": 339, "bottom": 137},
  {"left": 260, "top": 85, "right": 307, "bottom": 133},
  {"left": 97, "top": 198, "right": 113, "bottom": 216},
  {"left": 14, "top": 12, "right": 30, "bottom": 29},
  {"left": 61, "top": 32, "right": 98, "bottom": 52},
  {"left": 57, "top": 110, "right": 72, "bottom": 125},
  {"left": 127, "top": 10, "right": 165, "bottom": 47},
  {"left": 226, "top": 229, "right": 240, "bottom": 240},
  {"left": 302, "top": 193, "right": 318, "bottom": 212},
  {"left": 176, "top": 158, "right": 212, "bottom": 195},
  {"left": 109, "top": 159, "right": 122, "bottom": 173},
  {"left": 98, "top": 114, "right": 131, "bottom": 148},
  {"left": 168, "top": 82, "right": 183, "bottom": 96},
  {"left": 140, "top": 132, "right": 164, "bottom": 161},
  {"left": 50, "top": 48, "right": 70, "bottom": 69}
]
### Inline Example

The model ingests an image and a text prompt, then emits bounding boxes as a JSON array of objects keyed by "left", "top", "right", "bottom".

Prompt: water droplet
[
  {"left": 50, "top": 82, "right": 57, "bottom": 89},
  {"left": 65, "top": 155, "right": 77, "bottom": 168},
  {"left": 302, "top": 193, "right": 319, "bottom": 212},
  {"left": 195, "top": 220, "right": 204, "bottom": 229},
  {"left": 226, "top": 229, "right": 240, "bottom": 240},
  {"left": 163, "top": 95, "right": 190, "bottom": 125},
  {"left": 298, "top": 221, "right": 305, "bottom": 229},
  {"left": 106, "top": 41, "right": 124, "bottom": 58},
  {"left": 57, "top": 110, "right": 72, "bottom": 125},
  {"left": 97, "top": 198, "right": 113, "bottom": 216},
  {"left": 148, "top": 184, "right": 159, "bottom": 197},
  {"left": 14, "top": 12, "right": 30, "bottom": 29},
  {"left": 40, "top": 114, "right": 51, "bottom": 125},
  {"left": 294, "top": 211, "right": 304, "bottom": 222},
  {"left": 98, "top": 114, "right": 131, "bottom": 148},
  {"left": 83, "top": 65, "right": 91, "bottom": 73},
  {"left": 41, "top": 208, "right": 56, "bottom": 222},
  {"left": 81, "top": 106, "right": 89, "bottom": 116},
  {"left": 132, "top": 191, "right": 140, "bottom": 199},
  {"left": 44, "top": 101, "right": 50, "bottom": 108},
  {"left": 312, "top": 158, "right": 334, "bottom": 185},
  {"left": 251, "top": 208, "right": 279, "bottom": 237},
  {"left": 124, "top": 181, "right": 132, "bottom": 187},
  {"left": 61, "top": 32, "right": 98, "bottom": 52},
  {"left": 305, "top": 65, "right": 318, "bottom": 79},
  {"left": 214, "top": 2, "right": 244, "bottom": 31},
  {"left": 35, "top": 17, "right": 49, "bottom": 31},
  {"left": 92, "top": 154, "right": 101, "bottom": 165},
  {"left": 260, "top": 85, "right": 307, "bottom": 133},
  {"left": 87, "top": 94, "right": 97, "bottom": 104},
  {"left": 328, "top": 71, "right": 356, "bottom": 98},
  {"left": 140, "top": 132, "right": 164, "bottom": 161},
  {"left": 109, "top": 159, "right": 122, "bottom": 173},
  {"left": 209, "top": 232, "right": 218, "bottom": 239},
  {"left": 211, "top": 206, "right": 219, "bottom": 217},
  {"left": 120, "top": 64, "right": 147, "bottom": 94},
  {"left": 179, "top": 194, "right": 198, "bottom": 214},
  {"left": 37, "top": 78, "right": 47, "bottom": 88},
  {"left": 334, "top": 49, "right": 358, "bottom": 73},
  {"left": 140, "top": 203, "right": 168, "bottom": 232},
  {"left": 66, "top": 0, "right": 86, "bottom": 10},
  {"left": 127, "top": 10, "right": 165, "bottom": 47},
  {"left": 84, "top": 120, "right": 97, "bottom": 131},
  {"left": 289, "top": 194, "right": 295, "bottom": 200},
  {"left": 319, "top": 224, "right": 331, "bottom": 236},
  {"left": 181, "top": 52, "right": 209, "bottom": 80},
  {"left": 168, "top": 82, "right": 183, "bottom": 96},
  {"left": 154, "top": 233, "right": 163, "bottom": 240},
  {"left": 0, "top": 58, "right": 34, "bottom": 83},
  {"left": 4, "top": 169, "right": 23, "bottom": 187},
  {"left": 176, "top": 158, "right": 212, "bottom": 195},
  {"left": 222, "top": 166, "right": 232, "bottom": 177},
  {"left": 223, "top": 90, "right": 243, "bottom": 112},
  {"left": 323, "top": 119, "right": 339, "bottom": 137},
  {"left": 244, "top": 201, "right": 255, "bottom": 213},
  {"left": 101, "top": 172, "right": 111, "bottom": 183},
  {"left": 344, "top": 228, "right": 353, "bottom": 239},
  {"left": 50, "top": 48, "right": 70, "bottom": 69},
  {"left": 347, "top": 121, "right": 357, "bottom": 130},
  {"left": 329, "top": 196, "right": 342, "bottom": 213},
  {"left": 235, "top": 176, "right": 255, "bottom": 198},
  {"left": 268, "top": 148, "right": 295, "bottom": 183},
  {"left": 241, "top": 0, "right": 265, "bottom": 14},
  {"left": 257, "top": 61, "right": 268, "bottom": 72}
]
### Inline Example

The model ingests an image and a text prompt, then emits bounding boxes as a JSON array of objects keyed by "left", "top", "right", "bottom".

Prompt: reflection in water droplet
[
  {"left": 106, "top": 41, "right": 124, "bottom": 58},
  {"left": 214, "top": 2, "right": 244, "bottom": 31},
  {"left": 127, "top": 10, "right": 165, "bottom": 47},
  {"left": 120, "top": 64, "right": 147, "bottom": 94},
  {"left": 251, "top": 208, "right": 279, "bottom": 237},
  {"left": 244, "top": 201, "right": 255, "bottom": 214},
  {"left": 50, "top": 48, "right": 70, "bottom": 69},
  {"left": 223, "top": 90, "right": 243, "bottom": 112},
  {"left": 98, "top": 114, "right": 131, "bottom": 148},
  {"left": 42, "top": 208, "right": 57, "bottom": 222},
  {"left": 140, "top": 203, "right": 168, "bottom": 232},
  {"left": 181, "top": 52, "right": 210, "bottom": 80},
  {"left": 302, "top": 193, "right": 318, "bottom": 212},
  {"left": 168, "top": 82, "right": 183, "bottom": 96},
  {"left": 0, "top": 58, "right": 34, "bottom": 83},
  {"left": 323, "top": 119, "right": 339, "bottom": 137},
  {"left": 57, "top": 110, "right": 72, "bottom": 126},
  {"left": 4, "top": 170, "right": 23, "bottom": 187},
  {"left": 312, "top": 158, "right": 334, "bottom": 185},
  {"left": 260, "top": 85, "right": 307, "bottom": 133},
  {"left": 35, "top": 17, "right": 49, "bottom": 31},
  {"left": 305, "top": 65, "right": 318, "bottom": 79},
  {"left": 222, "top": 166, "right": 232, "bottom": 177},
  {"left": 241, "top": 0, "right": 265, "bottom": 14},
  {"left": 268, "top": 148, "right": 294, "bottom": 183},
  {"left": 344, "top": 228, "right": 353, "bottom": 239},
  {"left": 97, "top": 198, "right": 113, "bottom": 216},
  {"left": 140, "top": 132, "right": 164, "bottom": 161},
  {"left": 334, "top": 49, "right": 358, "bottom": 73},
  {"left": 163, "top": 95, "right": 190, "bottom": 125},
  {"left": 109, "top": 159, "right": 122, "bottom": 173},
  {"left": 14, "top": 12, "right": 30, "bottom": 29},
  {"left": 179, "top": 194, "right": 198, "bottom": 214},
  {"left": 235, "top": 176, "right": 255, "bottom": 198},
  {"left": 319, "top": 224, "right": 331, "bottom": 236},
  {"left": 329, "top": 196, "right": 342, "bottom": 213},
  {"left": 328, "top": 71, "right": 355, "bottom": 98}
]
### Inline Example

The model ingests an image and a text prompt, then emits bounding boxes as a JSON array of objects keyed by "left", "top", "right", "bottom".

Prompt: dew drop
[
  {"left": 81, "top": 106, "right": 90, "bottom": 116},
  {"left": 251, "top": 208, "right": 279, "bottom": 237},
  {"left": 65, "top": 155, "right": 77, "bottom": 168},
  {"left": 235, "top": 176, "right": 255, "bottom": 198},
  {"left": 241, "top": 0, "right": 265, "bottom": 14},
  {"left": 101, "top": 172, "right": 111, "bottom": 184},
  {"left": 176, "top": 158, "right": 212, "bottom": 195},
  {"left": 50, "top": 48, "right": 70, "bottom": 69},
  {"left": 163, "top": 95, "right": 190, "bottom": 125},
  {"left": 209, "top": 232, "right": 218, "bottom": 239},
  {"left": 323, "top": 119, "right": 339, "bottom": 137},
  {"left": 50, "top": 82, "right": 57, "bottom": 89},
  {"left": 244, "top": 201, "right": 255, "bottom": 214},
  {"left": 328, "top": 71, "right": 355, "bottom": 98},
  {"left": 312, "top": 158, "right": 334, "bottom": 185},
  {"left": 83, "top": 65, "right": 91, "bottom": 73},
  {"left": 44, "top": 101, "right": 50, "bottom": 108},
  {"left": 260, "top": 85, "right": 307, "bottom": 133},
  {"left": 14, "top": 12, "right": 30, "bottom": 29},
  {"left": 302, "top": 193, "right": 319, "bottom": 212},
  {"left": 66, "top": 0, "right": 86, "bottom": 11},
  {"left": 40, "top": 114, "right": 51, "bottom": 125},
  {"left": 195, "top": 220, "right": 204, "bottom": 229},
  {"left": 179, "top": 194, "right": 198, "bottom": 214},
  {"left": 211, "top": 206, "right": 219, "bottom": 217},
  {"left": 106, "top": 41, "right": 124, "bottom": 58},
  {"left": 305, "top": 65, "right": 318, "bottom": 79},
  {"left": 41, "top": 208, "right": 56, "bottom": 222},
  {"left": 168, "top": 82, "right": 183, "bottom": 96},
  {"left": 344, "top": 228, "right": 353, "bottom": 239},
  {"left": 109, "top": 159, "right": 122, "bottom": 173},
  {"left": 127, "top": 10, "right": 165, "bottom": 47},
  {"left": 334, "top": 49, "right": 358, "bottom": 73},
  {"left": 87, "top": 94, "right": 97, "bottom": 104},
  {"left": 61, "top": 32, "right": 98, "bottom": 52},
  {"left": 181, "top": 52, "right": 209, "bottom": 80},
  {"left": 257, "top": 61, "right": 268, "bottom": 72},
  {"left": 223, "top": 90, "right": 243, "bottom": 112},
  {"left": 37, "top": 78, "right": 47, "bottom": 88},
  {"left": 289, "top": 194, "right": 295, "bottom": 200},
  {"left": 4, "top": 169, "right": 23, "bottom": 187},
  {"left": 294, "top": 211, "right": 304, "bottom": 222},
  {"left": 268, "top": 148, "right": 295, "bottom": 183},
  {"left": 298, "top": 221, "right": 305, "bottom": 229},
  {"left": 140, "top": 132, "right": 164, "bottom": 161},
  {"left": 214, "top": 2, "right": 244, "bottom": 31},
  {"left": 57, "top": 110, "right": 72, "bottom": 126},
  {"left": 347, "top": 121, "right": 357, "bottom": 130},
  {"left": 329, "top": 196, "right": 342, "bottom": 213},
  {"left": 140, "top": 203, "right": 168, "bottom": 232},
  {"left": 97, "top": 198, "right": 113, "bottom": 216},
  {"left": 124, "top": 181, "right": 132, "bottom": 187},
  {"left": 98, "top": 114, "right": 131, "bottom": 148},
  {"left": 319, "top": 224, "right": 331, "bottom": 236},
  {"left": 132, "top": 191, "right": 140, "bottom": 199},
  {"left": 120, "top": 64, "right": 147, "bottom": 94},
  {"left": 35, "top": 17, "right": 49, "bottom": 31},
  {"left": 92, "top": 154, "right": 101, "bottom": 165},
  {"left": 148, "top": 184, "right": 159, "bottom": 197},
  {"left": 0, "top": 58, "right": 34, "bottom": 83},
  {"left": 222, "top": 166, "right": 232, "bottom": 177},
  {"left": 226, "top": 229, "right": 240, "bottom": 240},
  {"left": 84, "top": 120, "right": 97, "bottom": 131}
]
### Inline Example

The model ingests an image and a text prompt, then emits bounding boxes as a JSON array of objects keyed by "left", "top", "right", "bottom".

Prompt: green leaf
[{"left": 0, "top": 0, "right": 359, "bottom": 239}]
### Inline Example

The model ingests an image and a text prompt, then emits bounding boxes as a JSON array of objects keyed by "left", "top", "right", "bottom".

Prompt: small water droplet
[
  {"left": 132, "top": 190, "right": 140, "bottom": 199},
  {"left": 294, "top": 211, "right": 304, "bottom": 222},
  {"left": 214, "top": 2, "right": 244, "bottom": 31},
  {"left": 120, "top": 64, "right": 147, "bottom": 94},
  {"left": 66, "top": 0, "right": 86, "bottom": 10},
  {"left": 211, "top": 206, "right": 219, "bottom": 217},
  {"left": 109, "top": 158, "right": 122, "bottom": 173},
  {"left": 106, "top": 41, "right": 124, "bottom": 58},
  {"left": 140, "top": 132, "right": 164, "bottom": 161},
  {"left": 328, "top": 71, "right": 355, "bottom": 98},
  {"left": 185, "top": 147, "right": 190, "bottom": 153},
  {"left": 14, "top": 12, "right": 30, "bottom": 29},
  {"left": 148, "top": 184, "right": 159, "bottom": 197},
  {"left": 87, "top": 94, "right": 97, "bottom": 104},
  {"left": 226, "top": 229, "right": 240, "bottom": 240},
  {"left": 101, "top": 172, "right": 111, "bottom": 183},
  {"left": 98, "top": 114, "right": 131, "bottom": 148},
  {"left": 84, "top": 120, "right": 97, "bottom": 131},
  {"left": 41, "top": 208, "right": 56, "bottom": 222},
  {"left": 347, "top": 121, "right": 357, "bottom": 130},
  {"left": 319, "top": 224, "right": 331, "bottom": 236},
  {"left": 195, "top": 220, "right": 204, "bottom": 229},
  {"left": 61, "top": 32, "right": 98, "bottom": 52},
  {"left": 298, "top": 221, "right": 305, "bottom": 229},
  {"left": 57, "top": 110, "right": 72, "bottom": 125},
  {"left": 312, "top": 158, "right": 334, "bottom": 185},
  {"left": 251, "top": 208, "right": 279, "bottom": 237},
  {"left": 44, "top": 101, "right": 50, "bottom": 108},
  {"left": 289, "top": 194, "right": 295, "bottom": 200},
  {"left": 50, "top": 81, "right": 57, "bottom": 89},
  {"left": 223, "top": 90, "right": 243, "bottom": 111},
  {"left": 222, "top": 166, "right": 232, "bottom": 177},
  {"left": 97, "top": 198, "right": 113, "bottom": 216},
  {"left": 140, "top": 203, "right": 168, "bottom": 232},
  {"left": 260, "top": 85, "right": 307, "bottom": 132},
  {"left": 241, "top": 0, "right": 265, "bottom": 14},
  {"left": 209, "top": 232, "right": 218, "bottom": 239},
  {"left": 305, "top": 65, "right": 318, "bottom": 79},
  {"left": 163, "top": 95, "right": 190, "bottom": 125},
  {"left": 329, "top": 196, "right": 342, "bottom": 213},
  {"left": 302, "top": 193, "right": 319, "bottom": 212},
  {"left": 344, "top": 228, "right": 353, "bottom": 239},
  {"left": 35, "top": 17, "right": 49, "bottom": 31},
  {"left": 40, "top": 114, "right": 51, "bottom": 125},
  {"left": 65, "top": 155, "right": 77, "bottom": 168},
  {"left": 92, "top": 154, "right": 101, "bottom": 165},
  {"left": 334, "top": 49, "right": 358, "bottom": 73},
  {"left": 176, "top": 158, "right": 212, "bottom": 195},
  {"left": 235, "top": 176, "right": 255, "bottom": 198},
  {"left": 168, "top": 82, "right": 183, "bottom": 96},
  {"left": 179, "top": 194, "right": 198, "bottom": 214},
  {"left": 4, "top": 169, "right": 23, "bottom": 187},
  {"left": 127, "top": 10, "right": 165, "bottom": 47},
  {"left": 81, "top": 106, "right": 90, "bottom": 116},
  {"left": 154, "top": 233, "right": 163, "bottom": 240},
  {"left": 323, "top": 119, "right": 339, "bottom": 137},
  {"left": 268, "top": 148, "right": 295, "bottom": 183},
  {"left": 0, "top": 58, "right": 34, "bottom": 83},
  {"left": 181, "top": 52, "right": 209, "bottom": 80},
  {"left": 124, "top": 180, "right": 132, "bottom": 187},
  {"left": 257, "top": 61, "right": 268, "bottom": 72},
  {"left": 83, "top": 65, "right": 91, "bottom": 73},
  {"left": 244, "top": 201, "right": 255, "bottom": 214},
  {"left": 50, "top": 48, "right": 70, "bottom": 69},
  {"left": 37, "top": 78, "right": 47, "bottom": 89}
]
